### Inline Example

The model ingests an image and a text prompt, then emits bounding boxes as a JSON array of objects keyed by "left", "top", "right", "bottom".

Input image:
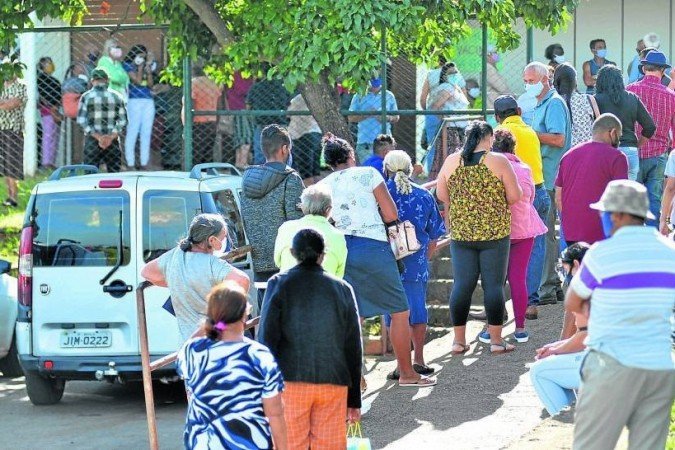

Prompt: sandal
[
  {"left": 451, "top": 342, "right": 470, "bottom": 355},
  {"left": 399, "top": 375, "right": 437, "bottom": 388},
  {"left": 413, "top": 364, "right": 435, "bottom": 375},
  {"left": 490, "top": 341, "right": 515, "bottom": 355},
  {"left": 386, "top": 368, "right": 400, "bottom": 380},
  {"left": 2, "top": 198, "right": 17, "bottom": 207}
]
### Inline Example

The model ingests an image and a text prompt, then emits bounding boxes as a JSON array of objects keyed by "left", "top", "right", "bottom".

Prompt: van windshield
[{"left": 32, "top": 191, "right": 131, "bottom": 267}]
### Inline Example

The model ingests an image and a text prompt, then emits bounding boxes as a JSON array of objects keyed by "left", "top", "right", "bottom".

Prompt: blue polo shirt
[
  {"left": 531, "top": 89, "right": 571, "bottom": 190},
  {"left": 361, "top": 153, "right": 385, "bottom": 178},
  {"left": 570, "top": 226, "right": 675, "bottom": 371},
  {"left": 349, "top": 90, "right": 398, "bottom": 145}
]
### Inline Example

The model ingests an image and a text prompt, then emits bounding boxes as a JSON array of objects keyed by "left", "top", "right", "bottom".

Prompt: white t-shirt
[
  {"left": 319, "top": 166, "right": 388, "bottom": 242},
  {"left": 665, "top": 149, "right": 675, "bottom": 225}
]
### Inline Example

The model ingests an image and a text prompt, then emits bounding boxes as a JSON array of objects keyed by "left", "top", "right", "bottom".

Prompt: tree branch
[{"left": 182, "top": 0, "right": 236, "bottom": 46}]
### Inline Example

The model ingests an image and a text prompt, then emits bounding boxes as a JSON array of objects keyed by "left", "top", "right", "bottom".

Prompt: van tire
[
  {"left": 25, "top": 372, "right": 66, "bottom": 405},
  {"left": 0, "top": 336, "right": 23, "bottom": 378}
]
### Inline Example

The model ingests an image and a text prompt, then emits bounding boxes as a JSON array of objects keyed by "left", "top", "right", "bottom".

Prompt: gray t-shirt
[{"left": 157, "top": 247, "right": 233, "bottom": 341}]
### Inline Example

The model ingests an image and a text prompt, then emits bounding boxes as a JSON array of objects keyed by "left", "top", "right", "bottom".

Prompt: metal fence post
[
  {"left": 526, "top": 27, "right": 534, "bottom": 63},
  {"left": 481, "top": 23, "right": 488, "bottom": 120},
  {"left": 380, "top": 25, "right": 388, "bottom": 135},
  {"left": 183, "top": 57, "right": 193, "bottom": 170}
]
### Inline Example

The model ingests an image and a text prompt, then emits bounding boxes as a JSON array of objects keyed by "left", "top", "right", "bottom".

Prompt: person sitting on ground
[
  {"left": 361, "top": 133, "right": 396, "bottom": 178},
  {"left": 319, "top": 133, "right": 436, "bottom": 387},
  {"left": 274, "top": 183, "right": 347, "bottom": 277},
  {"left": 259, "top": 229, "right": 362, "bottom": 449},
  {"left": 383, "top": 150, "right": 446, "bottom": 379},
  {"left": 485, "top": 129, "right": 547, "bottom": 345},
  {"left": 529, "top": 242, "right": 590, "bottom": 417},
  {"left": 140, "top": 214, "right": 250, "bottom": 342},
  {"left": 558, "top": 243, "right": 592, "bottom": 340},
  {"left": 436, "top": 121, "right": 522, "bottom": 355},
  {"left": 178, "top": 281, "right": 287, "bottom": 450}
]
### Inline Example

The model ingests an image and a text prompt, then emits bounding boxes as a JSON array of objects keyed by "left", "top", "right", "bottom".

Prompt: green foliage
[
  {"left": 0, "top": 0, "right": 87, "bottom": 79},
  {"left": 142, "top": 0, "right": 578, "bottom": 92}
]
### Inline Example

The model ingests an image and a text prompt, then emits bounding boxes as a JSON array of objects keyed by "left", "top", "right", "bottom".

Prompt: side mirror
[{"left": 0, "top": 260, "right": 10, "bottom": 275}]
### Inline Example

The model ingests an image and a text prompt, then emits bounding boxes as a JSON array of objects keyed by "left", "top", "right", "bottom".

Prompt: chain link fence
[{"left": 5, "top": 22, "right": 531, "bottom": 180}]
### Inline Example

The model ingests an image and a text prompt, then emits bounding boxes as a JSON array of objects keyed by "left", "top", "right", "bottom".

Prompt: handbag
[
  {"left": 346, "top": 422, "right": 371, "bottom": 450},
  {"left": 387, "top": 220, "right": 422, "bottom": 260}
]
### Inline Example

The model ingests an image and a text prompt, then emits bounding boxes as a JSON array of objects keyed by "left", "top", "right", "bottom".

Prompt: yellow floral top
[{"left": 446, "top": 153, "right": 511, "bottom": 241}]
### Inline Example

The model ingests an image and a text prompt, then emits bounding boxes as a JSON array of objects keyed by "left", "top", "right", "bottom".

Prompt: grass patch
[
  {"left": 0, "top": 174, "right": 47, "bottom": 263},
  {"left": 668, "top": 401, "right": 675, "bottom": 449}
]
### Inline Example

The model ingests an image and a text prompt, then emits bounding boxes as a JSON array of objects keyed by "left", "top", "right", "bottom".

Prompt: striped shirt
[
  {"left": 570, "top": 226, "right": 675, "bottom": 371},
  {"left": 626, "top": 75, "right": 675, "bottom": 159}
]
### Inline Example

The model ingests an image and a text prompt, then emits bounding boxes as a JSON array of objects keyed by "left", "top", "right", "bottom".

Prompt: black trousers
[
  {"left": 84, "top": 135, "right": 121, "bottom": 172},
  {"left": 450, "top": 237, "right": 510, "bottom": 326}
]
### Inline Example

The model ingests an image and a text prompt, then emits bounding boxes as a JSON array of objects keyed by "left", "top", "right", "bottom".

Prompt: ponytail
[{"left": 462, "top": 121, "right": 493, "bottom": 163}]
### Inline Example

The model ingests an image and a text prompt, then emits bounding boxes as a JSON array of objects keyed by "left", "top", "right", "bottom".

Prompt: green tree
[{"left": 0, "top": 0, "right": 578, "bottom": 140}]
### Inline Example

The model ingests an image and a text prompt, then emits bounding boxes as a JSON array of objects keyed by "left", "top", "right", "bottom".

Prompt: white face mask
[
  {"left": 134, "top": 55, "right": 145, "bottom": 66},
  {"left": 524, "top": 81, "right": 544, "bottom": 97},
  {"left": 553, "top": 55, "right": 566, "bottom": 64},
  {"left": 110, "top": 47, "right": 123, "bottom": 59},
  {"left": 469, "top": 87, "right": 480, "bottom": 98},
  {"left": 77, "top": 74, "right": 89, "bottom": 83}
]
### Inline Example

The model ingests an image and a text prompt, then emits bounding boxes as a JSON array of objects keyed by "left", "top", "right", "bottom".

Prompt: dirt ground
[{"left": 0, "top": 299, "right": 623, "bottom": 450}]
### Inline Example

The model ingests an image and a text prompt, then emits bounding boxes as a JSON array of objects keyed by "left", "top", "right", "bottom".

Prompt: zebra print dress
[{"left": 177, "top": 337, "right": 284, "bottom": 449}]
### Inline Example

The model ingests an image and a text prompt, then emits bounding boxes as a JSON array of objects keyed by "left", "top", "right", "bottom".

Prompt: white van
[{"left": 16, "top": 163, "right": 253, "bottom": 405}]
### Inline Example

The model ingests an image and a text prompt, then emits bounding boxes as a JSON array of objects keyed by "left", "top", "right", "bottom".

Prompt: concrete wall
[{"left": 532, "top": 0, "right": 675, "bottom": 84}]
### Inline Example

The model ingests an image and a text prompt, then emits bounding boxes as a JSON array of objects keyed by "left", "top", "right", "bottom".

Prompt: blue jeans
[
  {"left": 529, "top": 351, "right": 585, "bottom": 416},
  {"left": 637, "top": 153, "right": 668, "bottom": 227},
  {"left": 252, "top": 125, "right": 264, "bottom": 165},
  {"left": 619, "top": 146, "right": 639, "bottom": 181},
  {"left": 526, "top": 186, "right": 551, "bottom": 306}
]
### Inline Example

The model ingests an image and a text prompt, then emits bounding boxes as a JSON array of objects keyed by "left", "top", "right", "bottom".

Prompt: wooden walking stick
[{"left": 137, "top": 280, "right": 159, "bottom": 450}]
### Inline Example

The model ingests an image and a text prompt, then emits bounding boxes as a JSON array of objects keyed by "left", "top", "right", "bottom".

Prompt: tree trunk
[{"left": 301, "top": 73, "right": 354, "bottom": 146}]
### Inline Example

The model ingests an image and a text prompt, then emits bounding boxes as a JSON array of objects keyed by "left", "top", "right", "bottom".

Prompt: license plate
[{"left": 60, "top": 330, "right": 112, "bottom": 348}]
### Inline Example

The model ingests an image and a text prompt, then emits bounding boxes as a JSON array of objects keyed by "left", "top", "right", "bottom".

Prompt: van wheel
[
  {"left": 25, "top": 372, "right": 66, "bottom": 405},
  {"left": 0, "top": 336, "right": 23, "bottom": 377}
]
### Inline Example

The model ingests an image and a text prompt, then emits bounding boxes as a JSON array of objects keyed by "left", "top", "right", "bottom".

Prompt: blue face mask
[
  {"left": 369, "top": 78, "right": 382, "bottom": 89},
  {"left": 524, "top": 81, "right": 544, "bottom": 97},
  {"left": 596, "top": 49, "right": 608, "bottom": 58},
  {"left": 601, "top": 211, "right": 614, "bottom": 238},
  {"left": 287, "top": 150, "right": 293, "bottom": 168}
]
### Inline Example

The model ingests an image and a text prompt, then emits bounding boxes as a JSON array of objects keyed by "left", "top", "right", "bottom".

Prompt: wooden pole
[{"left": 137, "top": 281, "right": 159, "bottom": 450}]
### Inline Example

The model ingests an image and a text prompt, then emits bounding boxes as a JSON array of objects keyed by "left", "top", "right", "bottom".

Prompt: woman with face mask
[
  {"left": 37, "top": 56, "right": 62, "bottom": 169},
  {"left": 528, "top": 242, "right": 590, "bottom": 417},
  {"left": 545, "top": 44, "right": 566, "bottom": 70},
  {"left": 553, "top": 63, "right": 600, "bottom": 147},
  {"left": 122, "top": 44, "right": 156, "bottom": 169},
  {"left": 95, "top": 39, "right": 130, "bottom": 98},
  {"left": 141, "top": 213, "right": 251, "bottom": 343}
]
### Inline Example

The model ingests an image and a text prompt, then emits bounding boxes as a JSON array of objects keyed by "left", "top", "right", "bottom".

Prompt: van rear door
[
  {"left": 31, "top": 185, "right": 138, "bottom": 357},
  {"left": 137, "top": 183, "right": 203, "bottom": 355}
]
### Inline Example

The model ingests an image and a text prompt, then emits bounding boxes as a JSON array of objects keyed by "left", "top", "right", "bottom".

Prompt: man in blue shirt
[
  {"left": 348, "top": 78, "right": 399, "bottom": 164},
  {"left": 566, "top": 180, "right": 675, "bottom": 450},
  {"left": 361, "top": 134, "right": 395, "bottom": 178},
  {"left": 525, "top": 61, "right": 571, "bottom": 315}
]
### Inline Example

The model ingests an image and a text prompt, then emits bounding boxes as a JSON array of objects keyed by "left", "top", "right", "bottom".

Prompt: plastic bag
[{"left": 346, "top": 422, "right": 371, "bottom": 450}]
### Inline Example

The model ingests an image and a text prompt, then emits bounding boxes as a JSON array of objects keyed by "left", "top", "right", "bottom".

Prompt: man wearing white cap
[{"left": 566, "top": 180, "right": 675, "bottom": 450}]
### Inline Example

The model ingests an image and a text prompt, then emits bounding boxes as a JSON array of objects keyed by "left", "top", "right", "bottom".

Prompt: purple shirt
[
  {"left": 226, "top": 72, "right": 254, "bottom": 110},
  {"left": 555, "top": 141, "right": 628, "bottom": 243}
]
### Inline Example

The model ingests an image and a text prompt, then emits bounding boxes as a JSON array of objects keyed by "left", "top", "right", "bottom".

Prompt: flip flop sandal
[
  {"left": 451, "top": 342, "right": 470, "bottom": 355},
  {"left": 386, "top": 369, "right": 400, "bottom": 380},
  {"left": 490, "top": 341, "right": 515, "bottom": 355},
  {"left": 399, "top": 376, "right": 437, "bottom": 388},
  {"left": 413, "top": 364, "right": 435, "bottom": 375}
]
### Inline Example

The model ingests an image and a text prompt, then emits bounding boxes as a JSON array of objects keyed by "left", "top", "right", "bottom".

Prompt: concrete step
[
  {"left": 430, "top": 256, "right": 453, "bottom": 279},
  {"left": 427, "top": 303, "right": 511, "bottom": 327},
  {"left": 427, "top": 279, "right": 511, "bottom": 306}
]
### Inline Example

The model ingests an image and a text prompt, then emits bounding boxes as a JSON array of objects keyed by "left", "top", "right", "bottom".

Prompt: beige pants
[{"left": 573, "top": 350, "right": 675, "bottom": 450}]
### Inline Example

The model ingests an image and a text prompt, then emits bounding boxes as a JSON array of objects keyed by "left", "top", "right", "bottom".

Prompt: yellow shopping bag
[{"left": 347, "top": 421, "right": 372, "bottom": 450}]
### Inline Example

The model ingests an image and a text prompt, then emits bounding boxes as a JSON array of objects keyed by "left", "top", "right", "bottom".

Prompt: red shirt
[
  {"left": 626, "top": 75, "right": 675, "bottom": 159},
  {"left": 555, "top": 141, "right": 628, "bottom": 243}
]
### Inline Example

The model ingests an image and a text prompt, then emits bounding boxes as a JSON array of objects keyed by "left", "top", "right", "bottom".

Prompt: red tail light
[{"left": 18, "top": 226, "right": 33, "bottom": 307}]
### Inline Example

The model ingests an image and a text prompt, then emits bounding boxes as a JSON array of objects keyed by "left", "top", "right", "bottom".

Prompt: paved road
[{"left": 0, "top": 300, "right": 568, "bottom": 450}]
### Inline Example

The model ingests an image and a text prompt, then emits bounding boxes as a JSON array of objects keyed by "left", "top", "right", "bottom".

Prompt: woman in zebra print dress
[{"left": 177, "top": 282, "right": 288, "bottom": 450}]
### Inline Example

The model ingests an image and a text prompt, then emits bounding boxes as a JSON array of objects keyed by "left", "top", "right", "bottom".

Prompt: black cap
[{"left": 493, "top": 95, "right": 519, "bottom": 114}]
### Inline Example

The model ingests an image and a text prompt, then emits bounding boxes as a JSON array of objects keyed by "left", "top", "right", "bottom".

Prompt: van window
[
  {"left": 211, "top": 189, "right": 246, "bottom": 249},
  {"left": 143, "top": 190, "right": 202, "bottom": 262},
  {"left": 32, "top": 191, "right": 131, "bottom": 267}
]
